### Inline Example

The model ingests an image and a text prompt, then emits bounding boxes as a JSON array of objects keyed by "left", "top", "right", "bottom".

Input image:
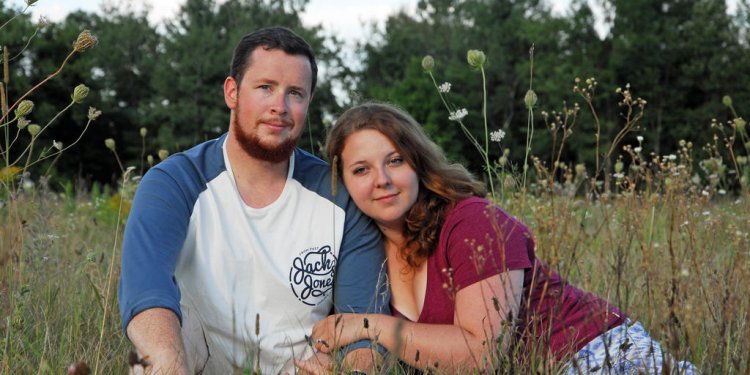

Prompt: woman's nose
[{"left": 375, "top": 167, "right": 391, "bottom": 188}]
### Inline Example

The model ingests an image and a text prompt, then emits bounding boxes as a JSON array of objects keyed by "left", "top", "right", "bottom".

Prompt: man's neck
[{"left": 226, "top": 136, "right": 291, "bottom": 209}]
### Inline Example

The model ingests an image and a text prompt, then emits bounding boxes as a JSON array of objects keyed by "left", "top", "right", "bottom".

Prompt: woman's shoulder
[{"left": 445, "top": 196, "right": 531, "bottom": 235}]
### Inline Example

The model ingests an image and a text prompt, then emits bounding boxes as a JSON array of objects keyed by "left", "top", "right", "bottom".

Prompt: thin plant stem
[{"left": 480, "top": 66, "right": 495, "bottom": 196}]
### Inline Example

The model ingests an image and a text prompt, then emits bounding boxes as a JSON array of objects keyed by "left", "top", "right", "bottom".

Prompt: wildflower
[
  {"left": 701, "top": 190, "right": 710, "bottom": 197},
  {"left": 498, "top": 156, "right": 508, "bottom": 167},
  {"left": 147, "top": 155, "right": 154, "bottom": 167},
  {"left": 448, "top": 108, "right": 468, "bottom": 121},
  {"left": 105, "top": 138, "right": 116, "bottom": 151},
  {"left": 613, "top": 172, "right": 625, "bottom": 179},
  {"left": 718, "top": 189, "right": 726, "bottom": 195},
  {"left": 140, "top": 127, "right": 148, "bottom": 137},
  {"left": 52, "top": 140, "right": 63, "bottom": 150},
  {"left": 634, "top": 147, "right": 642, "bottom": 153},
  {"left": 466, "top": 49, "right": 486, "bottom": 68},
  {"left": 27, "top": 124, "right": 41, "bottom": 137},
  {"left": 158, "top": 149, "right": 169, "bottom": 160},
  {"left": 71, "top": 84, "right": 89, "bottom": 103},
  {"left": 680, "top": 268, "right": 690, "bottom": 277},
  {"left": 15, "top": 100, "right": 34, "bottom": 118},
  {"left": 722, "top": 95, "right": 732, "bottom": 107},
  {"left": 490, "top": 129, "right": 505, "bottom": 143},
  {"left": 524, "top": 89, "right": 538, "bottom": 109},
  {"left": 87, "top": 107, "right": 102, "bottom": 121},
  {"left": 73, "top": 30, "right": 97, "bottom": 53},
  {"left": 421, "top": 55, "right": 434, "bottom": 72},
  {"left": 438, "top": 82, "right": 451, "bottom": 93},
  {"left": 636, "top": 136, "right": 644, "bottom": 143},
  {"left": 667, "top": 154, "right": 677, "bottom": 161}
]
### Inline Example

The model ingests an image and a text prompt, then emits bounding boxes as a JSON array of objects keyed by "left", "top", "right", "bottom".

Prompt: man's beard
[{"left": 232, "top": 111, "right": 299, "bottom": 163}]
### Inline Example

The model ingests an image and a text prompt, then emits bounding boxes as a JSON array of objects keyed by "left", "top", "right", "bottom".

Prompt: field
[
  {"left": 1, "top": 168, "right": 748, "bottom": 373},
  {"left": 2, "top": 8, "right": 750, "bottom": 374}
]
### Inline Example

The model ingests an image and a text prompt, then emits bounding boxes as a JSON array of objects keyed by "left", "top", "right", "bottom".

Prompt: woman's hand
[
  {"left": 311, "top": 313, "right": 372, "bottom": 353},
  {"left": 293, "top": 351, "right": 334, "bottom": 375}
]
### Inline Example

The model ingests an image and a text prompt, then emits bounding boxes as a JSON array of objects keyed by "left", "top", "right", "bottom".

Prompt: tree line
[{"left": 2, "top": 0, "right": 748, "bottom": 187}]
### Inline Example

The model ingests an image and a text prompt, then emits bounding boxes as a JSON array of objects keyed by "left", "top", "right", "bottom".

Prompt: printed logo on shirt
[{"left": 289, "top": 245, "right": 337, "bottom": 306}]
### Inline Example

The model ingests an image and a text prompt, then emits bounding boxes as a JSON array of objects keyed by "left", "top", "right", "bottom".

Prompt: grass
[{"left": 0, "top": 167, "right": 748, "bottom": 373}]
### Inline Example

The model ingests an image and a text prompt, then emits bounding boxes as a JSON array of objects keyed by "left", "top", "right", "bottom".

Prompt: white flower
[
  {"left": 634, "top": 147, "right": 642, "bottom": 153},
  {"left": 52, "top": 140, "right": 63, "bottom": 150},
  {"left": 613, "top": 172, "right": 625, "bottom": 179},
  {"left": 701, "top": 190, "right": 710, "bottom": 196},
  {"left": 438, "top": 82, "right": 451, "bottom": 93},
  {"left": 718, "top": 189, "right": 726, "bottom": 195},
  {"left": 667, "top": 154, "right": 677, "bottom": 161},
  {"left": 449, "top": 108, "right": 468, "bottom": 121},
  {"left": 490, "top": 129, "right": 506, "bottom": 143},
  {"left": 637, "top": 136, "right": 644, "bottom": 142}
]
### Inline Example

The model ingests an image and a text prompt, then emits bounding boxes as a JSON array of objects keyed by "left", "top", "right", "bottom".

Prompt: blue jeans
[{"left": 562, "top": 320, "right": 698, "bottom": 374}]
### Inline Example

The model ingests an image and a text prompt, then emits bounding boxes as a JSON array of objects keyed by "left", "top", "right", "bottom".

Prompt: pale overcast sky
[
  {"left": 6, "top": 0, "right": 584, "bottom": 44},
  {"left": 6, "top": 0, "right": 741, "bottom": 46}
]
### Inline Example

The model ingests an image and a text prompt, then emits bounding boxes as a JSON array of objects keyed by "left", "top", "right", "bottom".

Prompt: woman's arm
[{"left": 313, "top": 269, "right": 524, "bottom": 373}]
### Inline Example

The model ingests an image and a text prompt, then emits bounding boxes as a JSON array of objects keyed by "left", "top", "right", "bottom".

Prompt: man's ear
[{"left": 224, "top": 77, "right": 238, "bottom": 109}]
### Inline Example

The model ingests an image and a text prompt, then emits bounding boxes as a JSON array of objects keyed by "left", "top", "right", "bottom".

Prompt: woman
[{"left": 305, "top": 102, "right": 696, "bottom": 374}]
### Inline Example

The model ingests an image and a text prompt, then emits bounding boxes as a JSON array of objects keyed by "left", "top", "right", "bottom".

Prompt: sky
[
  {"left": 8, "top": 0, "right": 424, "bottom": 44},
  {"left": 7, "top": 0, "right": 743, "bottom": 44}
]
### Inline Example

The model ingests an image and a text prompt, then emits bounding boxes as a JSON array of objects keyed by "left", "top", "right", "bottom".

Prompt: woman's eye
[
  {"left": 351, "top": 167, "right": 367, "bottom": 175},
  {"left": 389, "top": 157, "right": 404, "bottom": 166}
]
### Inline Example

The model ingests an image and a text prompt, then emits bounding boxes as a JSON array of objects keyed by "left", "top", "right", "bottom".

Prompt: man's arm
[{"left": 127, "top": 308, "right": 190, "bottom": 374}]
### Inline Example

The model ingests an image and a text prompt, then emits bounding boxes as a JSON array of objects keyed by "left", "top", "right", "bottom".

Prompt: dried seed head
[
  {"left": 614, "top": 160, "right": 624, "bottom": 173},
  {"left": 140, "top": 127, "right": 147, "bottom": 137},
  {"left": 72, "top": 84, "right": 89, "bottom": 103},
  {"left": 524, "top": 89, "right": 538, "bottom": 109},
  {"left": 105, "top": 138, "right": 116, "bottom": 151},
  {"left": 734, "top": 118, "right": 746, "bottom": 134},
  {"left": 158, "top": 149, "right": 169, "bottom": 160},
  {"left": 421, "top": 55, "right": 434, "bottom": 72},
  {"left": 17, "top": 117, "right": 30, "bottom": 129},
  {"left": 27, "top": 124, "right": 41, "bottom": 137},
  {"left": 722, "top": 95, "right": 732, "bottom": 108},
  {"left": 73, "top": 30, "right": 97, "bottom": 53},
  {"left": 15, "top": 100, "right": 34, "bottom": 118},
  {"left": 466, "top": 49, "right": 486, "bottom": 68},
  {"left": 147, "top": 154, "right": 154, "bottom": 167},
  {"left": 87, "top": 107, "right": 102, "bottom": 121}
]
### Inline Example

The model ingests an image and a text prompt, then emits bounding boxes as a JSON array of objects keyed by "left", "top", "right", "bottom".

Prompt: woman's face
[{"left": 340, "top": 129, "right": 419, "bottom": 231}]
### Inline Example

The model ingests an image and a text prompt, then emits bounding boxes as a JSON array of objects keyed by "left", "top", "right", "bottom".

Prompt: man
[{"left": 119, "top": 26, "right": 389, "bottom": 374}]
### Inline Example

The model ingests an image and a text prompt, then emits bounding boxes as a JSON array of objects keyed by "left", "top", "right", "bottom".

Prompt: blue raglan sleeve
[
  {"left": 118, "top": 166, "right": 193, "bottom": 332},
  {"left": 333, "top": 195, "right": 391, "bottom": 355}
]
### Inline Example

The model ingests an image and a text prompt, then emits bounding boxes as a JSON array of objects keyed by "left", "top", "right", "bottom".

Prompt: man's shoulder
[{"left": 148, "top": 135, "right": 226, "bottom": 182}]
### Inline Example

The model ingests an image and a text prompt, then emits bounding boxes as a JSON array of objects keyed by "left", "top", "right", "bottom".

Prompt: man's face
[{"left": 224, "top": 47, "right": 313, "bottom": 162}]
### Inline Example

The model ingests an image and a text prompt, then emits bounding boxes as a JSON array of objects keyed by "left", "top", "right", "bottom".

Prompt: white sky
[{"left": 6, "top": 0, "right": 583, "bottom": 44}]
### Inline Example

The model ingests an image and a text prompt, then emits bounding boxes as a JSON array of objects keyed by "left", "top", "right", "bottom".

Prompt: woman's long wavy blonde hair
[{"left": 326, "top": 102, "right": 486, "bottom": 269}]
